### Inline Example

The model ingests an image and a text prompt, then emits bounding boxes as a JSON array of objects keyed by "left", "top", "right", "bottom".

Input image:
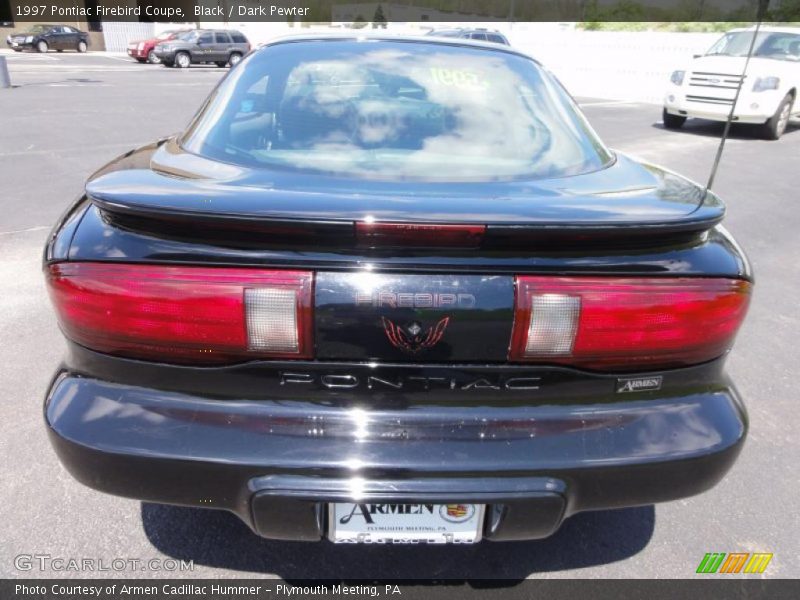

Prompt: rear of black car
[{"left": 43, "top": 37, "right": 752, "bottom": 543}]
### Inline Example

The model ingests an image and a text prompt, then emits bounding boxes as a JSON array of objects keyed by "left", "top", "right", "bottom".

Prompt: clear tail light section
[
  {"left": 46, "top": 263, "right": 313, "bottom": 364},
  {"left": 510, "top": 276, "right": 751, "bottom": 370}
]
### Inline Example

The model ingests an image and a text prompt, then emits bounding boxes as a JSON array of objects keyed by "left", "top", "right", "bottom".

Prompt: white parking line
[
  {"left": 0, "top": 225, "right": 50, "bottom": 236},
  {"left": 10, "top": 66, "right": 155, "bottom": 72},
  {"left": 103, "top": 54, "right": 138, "bottom": 62},
  {"left": 579, "top": 100, "right": 639, "bottom": 107},
  {"left": 3, "top": 52, "right": 59, "bottom": 61},
  {"left": 8, "top": 64, "right": 221, "bottom": 72},
  {"left": 0, "top": 141, "right": 147, "bottom": 158},
  {"left": 47, "top": 83, "right": 112, "bottom": 87}
]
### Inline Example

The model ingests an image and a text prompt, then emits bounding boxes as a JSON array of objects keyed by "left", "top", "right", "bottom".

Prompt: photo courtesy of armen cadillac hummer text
[{"left": 43, "top": 34, "right": 753, "bottom": 544}]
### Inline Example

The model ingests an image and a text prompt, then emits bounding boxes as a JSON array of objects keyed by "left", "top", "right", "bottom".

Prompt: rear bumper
[{"left": 45, "top": 360, "right": 748, "bottom": 542}]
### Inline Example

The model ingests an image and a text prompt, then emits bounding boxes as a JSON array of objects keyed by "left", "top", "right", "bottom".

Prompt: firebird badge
[{"left": 381, "top": 317, "right": 450, "bottom": 353}]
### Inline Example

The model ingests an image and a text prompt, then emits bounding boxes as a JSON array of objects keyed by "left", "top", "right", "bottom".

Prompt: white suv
[{"left": 663, "top": 26, "right": 800, "bottom": 139}]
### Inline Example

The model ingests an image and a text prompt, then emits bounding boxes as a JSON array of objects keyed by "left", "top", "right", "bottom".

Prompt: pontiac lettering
[{"left": 279, "top": 372, "right": 541, "bottom": 391}]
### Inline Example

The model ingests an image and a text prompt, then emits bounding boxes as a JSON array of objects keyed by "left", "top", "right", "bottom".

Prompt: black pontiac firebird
[{"left": 44, "top": 35, "right": 752, "bottom": 544}]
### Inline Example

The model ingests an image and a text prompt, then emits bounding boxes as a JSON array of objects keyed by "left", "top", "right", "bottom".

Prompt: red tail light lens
[
  {"left": 46, "top": 263, "right": 313, "bottom": 364},
  {"left": 510, "top": 276, "right": 751, "bottom": 370},
  {"left": 356, "top": 222, "right": 485, "bottom": 248}
]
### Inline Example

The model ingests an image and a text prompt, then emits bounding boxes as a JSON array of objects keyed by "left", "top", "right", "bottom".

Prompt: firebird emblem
[{"left": 381, "top": 317, "right": 450, "bottom": 353}]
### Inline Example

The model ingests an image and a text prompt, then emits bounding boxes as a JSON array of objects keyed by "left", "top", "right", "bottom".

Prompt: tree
[
  {"left": 770, "top": 0, "right": 800, "bottom": 20},
  {"left": 373, "top": 4, "right": 388, "bottom": 29}
]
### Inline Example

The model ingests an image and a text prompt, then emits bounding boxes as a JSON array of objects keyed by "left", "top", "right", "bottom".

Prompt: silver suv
[{"left": 154, "top": 29, "right": 251, "bottom": 69}]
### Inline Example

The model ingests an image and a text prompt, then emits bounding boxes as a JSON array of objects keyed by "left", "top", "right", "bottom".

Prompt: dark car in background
[
  {"left": 154, "top": 29, "right": 250, "bottom": 68},
  {"left": 44, "top": 35, "right": 752, "bottom": 544},
  {"left": 6, "top": 24, "right": 89, "bottom": 53},
  {"left": 426, "top": 28, "right": 510, "bottom": 45},
  {"left": 127, "top": 28, "right": 192, "bottom": 64}
]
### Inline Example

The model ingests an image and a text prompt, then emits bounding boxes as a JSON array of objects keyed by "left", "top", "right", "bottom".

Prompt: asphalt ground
[{"left": 0, "top": 50, "right": 798, "bottom": 581}]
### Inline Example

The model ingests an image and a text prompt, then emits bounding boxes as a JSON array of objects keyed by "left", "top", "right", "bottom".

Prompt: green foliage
[
  {"left": 579, "top": 22, "right": 754, "bottom": 32},
  {"left": 373, "top": 4, "right": 388, "bottom": 28},
  {"left": 771, "top": 0, "right": 800, "bottom": 21}
]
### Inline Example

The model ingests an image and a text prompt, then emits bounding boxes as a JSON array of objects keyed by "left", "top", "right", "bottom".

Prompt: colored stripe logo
[{"left": 697, "top": 552, "right": 773, "bottom": 574}]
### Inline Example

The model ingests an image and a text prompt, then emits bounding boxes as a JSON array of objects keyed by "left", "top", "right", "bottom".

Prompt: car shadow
[
  {"left": 653, "top": 118, "right": 799, "bottom": 139},
  {"left": 141, "top": 503, "right": 655, "bottom": 580}
]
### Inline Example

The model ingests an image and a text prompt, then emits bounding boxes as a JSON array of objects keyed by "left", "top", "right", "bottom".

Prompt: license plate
[
  {"left": 329, "top": 503, "right": 484, "bottom": 544},
  {"left": 11, "top": 42, "right": 18, "bottom": 47}
]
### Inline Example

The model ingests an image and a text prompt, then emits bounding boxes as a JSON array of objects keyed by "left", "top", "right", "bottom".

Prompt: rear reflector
[
  {"left": 46, "top": 263, "right": 313, "bottom": 364},
  {"left": 510, "top": 277, "right": 751, "bottom": 370},
  {"left": 356, "top": 222, "right": 485, "bottom": 247}
]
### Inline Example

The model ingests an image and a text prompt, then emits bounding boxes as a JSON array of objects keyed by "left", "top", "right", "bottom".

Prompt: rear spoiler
[{"left": 93, "top": 197, "right": 720, "bottom": 251}]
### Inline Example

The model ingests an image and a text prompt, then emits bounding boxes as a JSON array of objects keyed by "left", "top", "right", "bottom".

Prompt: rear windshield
[{"left": 182, "top": 40, "right": 612, "bottom": 182}]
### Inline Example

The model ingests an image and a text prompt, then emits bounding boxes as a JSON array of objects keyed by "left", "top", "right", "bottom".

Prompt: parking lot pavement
[{"left": 1, "top": 55, "right": 798, "bottom": 580}]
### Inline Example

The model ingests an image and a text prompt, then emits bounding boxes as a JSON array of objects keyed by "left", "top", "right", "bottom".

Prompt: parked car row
[
  {"left": 128, "top": 28, "right": 251, "bottom": 68},
  {"left": 3, "top": 23, "right": 248, "bottom": 69}
]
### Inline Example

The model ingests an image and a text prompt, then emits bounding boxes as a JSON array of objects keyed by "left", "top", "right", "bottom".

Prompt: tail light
[
  {"left": 46, "top": 263, "right": 313, "bottom": 364},
  {"left": 509, "top": 276, "right": 751, "bottom": 370}
]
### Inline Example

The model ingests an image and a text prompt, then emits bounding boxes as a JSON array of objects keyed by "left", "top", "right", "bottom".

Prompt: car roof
[{"left": 258, "top": 33, "right": 528, "bottom": 60}]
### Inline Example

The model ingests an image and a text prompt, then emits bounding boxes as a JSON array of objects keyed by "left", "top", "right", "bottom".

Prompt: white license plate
[
  {"left": 11, "top": 42, "right": 18, "bottom": 47},
  {"left": 329, "top": 503, "right": 484, "bottom": 544}
]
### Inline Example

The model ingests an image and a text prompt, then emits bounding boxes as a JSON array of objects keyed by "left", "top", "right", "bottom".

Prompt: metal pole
[
  {"left": 705, "top": 21, "right": 762, "bottom": 193},
  {"left": 0, "top": 56, "right": 11, "bottom": 89}
]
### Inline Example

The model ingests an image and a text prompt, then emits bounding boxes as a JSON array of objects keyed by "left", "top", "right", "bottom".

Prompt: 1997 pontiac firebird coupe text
[{"left": 43, "top": 34, "right": 752, "bottom": 544}]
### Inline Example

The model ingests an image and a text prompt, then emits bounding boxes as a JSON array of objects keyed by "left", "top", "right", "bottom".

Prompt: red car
[{"left": 127, "top": 29, "right": 192, "bottom": 64}]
